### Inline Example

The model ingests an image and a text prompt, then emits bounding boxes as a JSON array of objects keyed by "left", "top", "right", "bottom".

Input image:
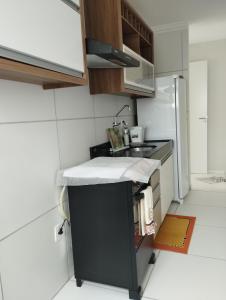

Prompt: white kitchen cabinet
[
  {"left": 154, "top": 28, "right": 188, "bottom": 75},
  {"left": 0, "top": 0, "right": 84, "bottom": 76},
  {"left": 154, "top": 31, "right": 182, "bottom": 74},
  {"left": 160, "top": 155, "right": 175, "bottom": 221}
]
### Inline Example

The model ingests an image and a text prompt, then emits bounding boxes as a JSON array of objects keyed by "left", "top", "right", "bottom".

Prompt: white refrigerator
[{"left": 137, "top": 75, "right": 189, "bottom": 202}]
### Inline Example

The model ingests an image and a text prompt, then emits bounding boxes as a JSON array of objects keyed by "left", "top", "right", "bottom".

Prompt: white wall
[
  {"left": 0, "top": 80, "right": 135, "bottom": 300},
  {"left": 190, "top": 39, "right": 226, "bottom": 172}
]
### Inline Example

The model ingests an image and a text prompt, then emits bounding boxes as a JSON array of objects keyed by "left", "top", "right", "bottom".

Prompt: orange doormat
[{"left": 153, "top": 214, "right": 196, "bottom": 254}]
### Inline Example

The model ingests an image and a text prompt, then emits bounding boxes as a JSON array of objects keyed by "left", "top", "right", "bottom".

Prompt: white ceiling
[{"left": 128, "top": 0, "right": 226, "bottom": 44}]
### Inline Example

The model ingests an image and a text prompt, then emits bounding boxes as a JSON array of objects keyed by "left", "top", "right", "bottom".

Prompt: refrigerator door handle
[{"left": 198, "top": 116, "right": 208, "bottom": 120}]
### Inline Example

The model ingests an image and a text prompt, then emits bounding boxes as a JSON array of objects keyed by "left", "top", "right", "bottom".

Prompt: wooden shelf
[
  {"left": 83, "top": 0, "right": 154, "bottom": 98},
  {"left": 0, "top": 58, "right": 87, "bottom": 89},
  {"left": 122, "top": 16, "right": 152, "bottom": 48},
  {"left": 121, "top": 0, "right": 154, "bottom": 63}
]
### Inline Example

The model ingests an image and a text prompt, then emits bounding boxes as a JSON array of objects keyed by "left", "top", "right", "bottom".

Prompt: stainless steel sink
[{"left": 130, "top": 147, "right": 156, "bottom": 153}]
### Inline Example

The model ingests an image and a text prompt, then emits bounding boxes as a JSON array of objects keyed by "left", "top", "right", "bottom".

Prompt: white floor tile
[
  {"left": 176, "top": 203, "right": 226, "bottom": 227},
  {"left": 185, "top": 191, "right": 226, "bottom": 207},
  {"left": 189, "top": 225, "right": 226, "bottom": 260},
  {"left": 191, "top": 173, "right": 226, "bottom": 192},
  {"left": 54, "top": 280, "right": 156, "bottom": 300},
  {"left": 144, "top": 251, "right": 226, "bottom": 300}
]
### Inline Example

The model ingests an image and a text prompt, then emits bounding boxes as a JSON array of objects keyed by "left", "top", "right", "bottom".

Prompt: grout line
[
  {"left": 179, "top": 201, "right": 226, "bottom": 209},
  {"left": 0, "top": 206, "right": 57, "bottom": 243},
  {"left": 92, "top": 95, "right": 98, "bottom": 144},
  {"left": 181, "top": 31, "right": 184, "bottom": 70},
  {"left": 53, "top": 90, "right": 63, "bottom": 169},
  {"left": 0, "top": 119, "right": 56, "bottom": 125},
  {"left": 0, "top": 272, "right": 4, "bottom": 300},
  {"left": 53, "top": 90, "right": 72, "bottom": 281},
  {"left": 184, "top": 202, "right": 226, "bottom": 209},
  {"left": 0, "top": 114, "right": 135, "bottom": 126},
  {"left": 192, "top": 223, "right": 226, "bottom": 229},
  {"left": 188, "top": 253, "right": 226, "bottom": 263},
  {"left": 83, "top": 281, "right": 128, "bottom": 296},
  {"left": 189, "top": 190, "right": 226, "bottom": 194},
  {"left": 51, "top": 279, "right": 71, "bottom": 300}
]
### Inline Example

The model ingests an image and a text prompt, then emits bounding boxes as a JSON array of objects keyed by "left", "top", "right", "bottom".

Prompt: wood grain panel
[
  {"left": 84, "top": 0, "right": 123, "bottom": 49},
  {"left": 88, "top": 69, "right": 123, "bottom": 94},
  {"left": 0, "top": 58, "right": 86, "bottom": 89}
]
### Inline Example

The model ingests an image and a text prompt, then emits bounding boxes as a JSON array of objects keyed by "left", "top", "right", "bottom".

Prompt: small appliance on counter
[{"left": 130, "top": 126, "right": 144, "bottom": 144}]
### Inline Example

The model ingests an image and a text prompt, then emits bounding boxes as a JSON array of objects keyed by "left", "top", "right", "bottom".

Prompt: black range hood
[{"left": 86, "top": 38, "right": 140, "bottom": 69}]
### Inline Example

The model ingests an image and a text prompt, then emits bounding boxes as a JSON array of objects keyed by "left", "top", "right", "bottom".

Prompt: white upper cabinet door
[
  {"left": 154, "top": 31, "right": 183, "bottom": 74},
  {"left": 0, "top": 0, "right": 84, "bottom": 75}
]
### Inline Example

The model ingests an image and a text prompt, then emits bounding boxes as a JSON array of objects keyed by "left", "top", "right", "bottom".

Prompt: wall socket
[{"left": 54, "top": 223, "right": 64, "bottom": 243}]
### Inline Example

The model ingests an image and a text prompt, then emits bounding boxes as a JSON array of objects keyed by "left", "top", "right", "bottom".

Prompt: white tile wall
[
  {"left": 0, "top": 80, "right": 55, "bottom": 123},
  {"left": 0, "top": 276, "right": 2, "bottom": 300},
  {"left": 94, "top": 117, "right": 115, "bottom": 144},
  {"left": 94, "top": 94, "right": 118, "bottom": 118},
  {"left": 0, "top": 208, "right": 69, "bottom": 300},
  {"left": 0, "top": 122, "right": 60, "bottom": 239},
  {"left": 0, "top": 79, "right": 136, "bottom": 300},
  {"left": 57, "top": 119, "right": 96, "bottom": 168},
  {"left": 55, "top": 86, "right": 94, "bottom": 120}
]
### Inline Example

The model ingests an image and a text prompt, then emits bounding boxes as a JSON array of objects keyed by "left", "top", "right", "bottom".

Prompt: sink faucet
[{"left": 113, "top": 105, "right": 131, "bottom": 127}]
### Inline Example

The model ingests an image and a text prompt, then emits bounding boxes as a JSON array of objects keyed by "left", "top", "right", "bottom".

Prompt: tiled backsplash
[{"left": 0, "top": 81, "right": 135, "bottom": 300}]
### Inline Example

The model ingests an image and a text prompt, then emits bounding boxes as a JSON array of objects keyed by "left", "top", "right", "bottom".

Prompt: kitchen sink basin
[
  {"left": 130, "top": 144, "right": 157, "bottom": 149},
  {"left": 129, "top": 147, "right": 156, "bottom": 153}
]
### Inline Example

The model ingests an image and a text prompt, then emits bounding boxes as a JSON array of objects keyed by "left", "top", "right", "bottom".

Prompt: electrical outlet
[{"left": 54, "top": 223, "right": 64, "bottom": 243}]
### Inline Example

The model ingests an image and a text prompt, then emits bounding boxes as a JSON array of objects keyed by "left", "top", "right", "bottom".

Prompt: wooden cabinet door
[
  {"left": 0, "top": 0, "right": 84, "bottom": 75},
  {"left": 160, "top": 155, "right": 174, "bottom": 221}
]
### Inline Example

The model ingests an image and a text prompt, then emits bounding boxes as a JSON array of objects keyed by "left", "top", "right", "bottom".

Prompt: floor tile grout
[
  {"left": 184, "top": 202, "right": 226, "bottom": 208},
  {"left": 192, "top": 222, "right": 226, "bottom": 229},
  {"left": 187, "top": 253, "right": 226, "bottom": 262},
  {"left": 193, "top": 224, "right": 226, "bottom": 229}
]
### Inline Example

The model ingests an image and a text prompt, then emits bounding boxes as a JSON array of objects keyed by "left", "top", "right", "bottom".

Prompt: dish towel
[{"left": 139, "top": 186, "right": 155, "bottom": 236}]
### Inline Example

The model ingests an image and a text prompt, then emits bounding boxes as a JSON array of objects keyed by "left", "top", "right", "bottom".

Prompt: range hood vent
[{"left": 86, "top": 38, "right": 140, "bottom": 69}]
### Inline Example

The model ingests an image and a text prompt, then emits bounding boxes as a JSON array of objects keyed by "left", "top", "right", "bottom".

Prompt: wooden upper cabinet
[
  {"left": 83, "top": 0, "right": 154, "bottom": 98},
  {"left": 0, "top": 0, "right": 87, "bottom": 89}
]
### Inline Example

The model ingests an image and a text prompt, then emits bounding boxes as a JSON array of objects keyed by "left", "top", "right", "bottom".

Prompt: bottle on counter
[{"left": 121, "top": 120, "right": 130, "bottom": 147}]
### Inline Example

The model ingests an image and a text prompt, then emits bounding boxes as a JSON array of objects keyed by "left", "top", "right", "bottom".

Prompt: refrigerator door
[
  {"left": 175, "top": 78, "right": 190, "bottom": 198},
  {"left": 137, "top": 76, "right": 177, "bottom": 141},
  {"left": 137, "top": 76, "right": 179, "bottom": 200},
  {"left": 137, "top": 76, "right": 189, "bottom": 201}
]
